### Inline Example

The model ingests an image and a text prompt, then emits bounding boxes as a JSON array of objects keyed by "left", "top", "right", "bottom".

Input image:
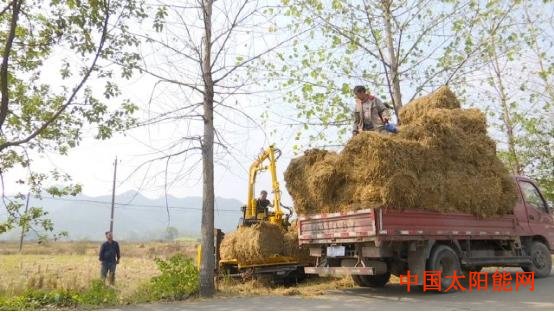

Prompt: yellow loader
[{"left": 198, "top": 145, "right": 306, "bottom": 282}]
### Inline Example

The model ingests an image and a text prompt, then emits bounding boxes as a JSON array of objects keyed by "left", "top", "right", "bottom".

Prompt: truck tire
[
  {"left": 428, "top": 245, "right": 462, "bottom": 292},
  {"left": 522, "top": 241, "right": 552, "bottom": 278},
  {"left": 352, "top": 272, "right": 391, "bottom": 288}
]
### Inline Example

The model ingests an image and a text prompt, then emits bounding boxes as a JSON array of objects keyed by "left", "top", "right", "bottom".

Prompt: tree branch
[
  {"left": 213, "top": 27, "right": 310, "bottom": 84},
  {"left": 135, "top": 63, "right": 205, "bottom": 95},
  {"left": 0, "top": 2, "right": 111, "bottom": 151},
  {"left": 397, "top": 2, "right": 467, "bottom": 66},
  {"left": 363, "top": 0, "right": 396, "bottom": 107},
  {"left": 0, "top": 0, "right": 14, "bottom": 18},
  {"left": 211, "top": 0, "right": 250, "bottom": 69},
  {"left": 0, "top": 0, "right": 22, "bottom": 129}
]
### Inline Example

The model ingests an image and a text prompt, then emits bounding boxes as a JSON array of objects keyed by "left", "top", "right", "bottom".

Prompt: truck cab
[{"left": 515, "top": 176, "right": 554, "bottom": 245}]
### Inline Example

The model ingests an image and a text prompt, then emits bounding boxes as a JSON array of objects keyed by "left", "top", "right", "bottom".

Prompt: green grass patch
[{"left": 0, "top": 279, "right": 117, "bottom": 310}]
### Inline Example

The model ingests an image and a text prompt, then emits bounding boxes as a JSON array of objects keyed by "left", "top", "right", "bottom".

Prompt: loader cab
[{"left": 240, "top": 203, "right": 292, "bottom": 228}]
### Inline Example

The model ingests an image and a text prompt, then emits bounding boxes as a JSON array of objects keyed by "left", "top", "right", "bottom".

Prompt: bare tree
[
  {"left": 200, "top": 0, "right": 216, "bottom": 296},
  {"left": 127, "top": 0, "right": 297, "bottom": 296}
]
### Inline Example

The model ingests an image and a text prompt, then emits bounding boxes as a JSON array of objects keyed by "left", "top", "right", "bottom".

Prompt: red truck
[{"left": 298, "top": 176, "right": 554, "bottom": 290}]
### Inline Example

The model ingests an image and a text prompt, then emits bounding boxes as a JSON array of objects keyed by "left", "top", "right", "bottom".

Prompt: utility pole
[{"left": 109, "top": 156, "right": 118, "bottom": 233}]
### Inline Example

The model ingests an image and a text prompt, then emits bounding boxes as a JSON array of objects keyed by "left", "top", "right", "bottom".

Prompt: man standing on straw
[{"left": 352, "top": 85, "right": 393, "bottom": 135}]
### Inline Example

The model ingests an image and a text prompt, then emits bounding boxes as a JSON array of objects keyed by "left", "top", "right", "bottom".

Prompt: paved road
[{"left": 119, "top": 269, "right": 554, "bottom": 311}]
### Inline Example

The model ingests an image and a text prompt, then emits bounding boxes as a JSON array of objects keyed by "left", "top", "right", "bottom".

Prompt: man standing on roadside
[{"left": 99, "top": 231, "right": 120, "bottom": 285}]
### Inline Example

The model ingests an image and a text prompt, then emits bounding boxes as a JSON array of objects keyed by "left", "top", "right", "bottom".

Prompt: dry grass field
[{"left": 0, "top": 240, "right": 197, "bottom": 300}]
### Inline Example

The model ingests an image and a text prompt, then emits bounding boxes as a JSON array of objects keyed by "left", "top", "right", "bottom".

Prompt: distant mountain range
[{"left": 0, "top": 191, "right": 244, "bottom": 241}]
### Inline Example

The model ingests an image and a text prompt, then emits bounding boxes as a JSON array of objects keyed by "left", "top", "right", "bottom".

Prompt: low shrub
[
  {"left": 133, "top": 254, "right": 198, "bottom": 302},
  {"left": 0, "top": 280, "right": 117, "bottom": 310},
  {"left": 77, "top": 279, "right": 118, "bottom": 306}
]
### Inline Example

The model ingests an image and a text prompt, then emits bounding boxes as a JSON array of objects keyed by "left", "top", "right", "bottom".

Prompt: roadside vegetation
[
  {"left": 0, "top": 241, "right": 199, "bottom": 310},
  {"left": 1, "top": 240, "right": 369, "bottom": 310},
  {"left": 0, "top": 240, "right": 400, "bottom": 310}
]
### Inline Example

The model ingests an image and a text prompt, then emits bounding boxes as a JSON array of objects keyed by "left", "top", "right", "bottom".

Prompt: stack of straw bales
[
  {"left": 220, "top": 221, "right": 311, "bottom": 264},
  {"left": 284, "top": 87, "right": 517, "bottom": 218}
]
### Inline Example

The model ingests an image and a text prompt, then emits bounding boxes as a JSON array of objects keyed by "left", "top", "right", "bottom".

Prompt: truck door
[{"left": 518, "top": 180, "right": 554, "bottom": 247}]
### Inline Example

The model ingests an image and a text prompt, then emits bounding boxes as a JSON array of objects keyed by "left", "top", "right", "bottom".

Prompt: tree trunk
[
  {"left": 523, "top": 2, "right": 554, "bottom": 103},
  {"left": 18, "top": 192, "right": 30, "bottom": 253},
  {"left": 382, "top": 0, "right": 403, "bottom": 121},
  {"left": 490, "top": 36, "right": 522, "bottom": 175},
  {"left": 199, "top": 0, "right": 215, "bottom": 298}
]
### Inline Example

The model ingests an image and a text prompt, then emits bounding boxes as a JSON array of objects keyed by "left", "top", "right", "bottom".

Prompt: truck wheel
[
  {"left": 352, "top": 273, "right": 391, "bottom": 288},
  {"left": 428, "top": 245, "right": 462, "bottom": 292},
  {"left": 282, "top": 267, "right": 306, "bottom": 285},
  {"left": 522, "top": 241, "right": 552, "bottom": 278}
]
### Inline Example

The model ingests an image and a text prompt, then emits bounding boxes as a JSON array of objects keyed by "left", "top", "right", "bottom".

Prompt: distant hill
[{"left": 0, "top": 191, "right": 244, "bottom": 241}]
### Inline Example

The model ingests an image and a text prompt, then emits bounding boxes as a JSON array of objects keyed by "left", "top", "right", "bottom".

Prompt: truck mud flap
[{"left": 304, "top": 266, "right": 375, "bottom": 276}]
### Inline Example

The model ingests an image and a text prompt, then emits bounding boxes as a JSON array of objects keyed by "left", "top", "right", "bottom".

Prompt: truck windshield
[{"left": 519, "top": 181, "right": 548, "bottom": 213}]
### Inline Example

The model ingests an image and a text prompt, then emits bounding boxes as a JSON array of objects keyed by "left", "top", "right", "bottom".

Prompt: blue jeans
[{"left": 101, "top": 262, "right": 117, "bottom": 284}]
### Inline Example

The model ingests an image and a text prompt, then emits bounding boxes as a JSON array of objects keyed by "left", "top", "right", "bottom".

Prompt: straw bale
[
  {"left": 219, "top": 222, "right": 285, "bottom": 263},
  {"left": 220, "top": 230, "right": 239, "bottom": 260},
  {"left": 399, "top": 86, "right": 460, "bottom": 124},
  {"left": 282, "top": 221, "right": 312, "bottom": 265},
  {"left": 219, "top": 221, "right": 313, "bottom": 264},
  {"left": 284, "top": 86, "right": 517, "bottom": 218},
  {"left": 380, "top": 171, "right": 420, "bottom": 209},
  {"left": 284, "top": 149, "right": 336, "bottom": 215}
]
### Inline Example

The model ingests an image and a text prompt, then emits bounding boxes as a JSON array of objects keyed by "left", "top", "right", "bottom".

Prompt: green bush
[
  {"left": 0, "top": 289, "right": 77, "bottom": 310},
  {"left": 0, "top": 280, "right": 117, "bottom": 310},
  {"left": 77, "top": 279, "right": 118, "bottom": 306},
  {"left": 134, "top": 254, "right": 199, "bottom": 302}
]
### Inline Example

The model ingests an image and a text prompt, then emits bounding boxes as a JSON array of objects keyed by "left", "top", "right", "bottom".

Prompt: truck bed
[{"left": 298, "top": 208, "right": 519, "bottom": 245}]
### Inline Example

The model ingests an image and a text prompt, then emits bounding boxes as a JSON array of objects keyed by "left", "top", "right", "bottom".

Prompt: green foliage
[
  {"left": 511, "top": 114, "right": 554, "bottom": 201},
  {"left": 462, "top": 0, "right": 554, "bottom": 201},
  {"left": 153, "top": 5, "right": 168, "bottom": 32},
  {"left": 0, "top": 289, "right": 77, "bottom": 310},
  {"left": 133, "top": 254, "right": 199, "bottom": 302},
  {"left": 77, "top": 279, "right": 118, "bottom": 306},
  {"left": 262, "top": 0, "right": 481, "bottom": 149},
  {"left": 0, "top": 0, "right": 147, "bottom": 237},
  {"left": 0, "top": 280, "right": 117, "bottom": 310}
]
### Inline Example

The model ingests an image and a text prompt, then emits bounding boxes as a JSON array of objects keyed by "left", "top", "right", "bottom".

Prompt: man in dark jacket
[
  {"left": 99, "top": 231, "right": 120, "bottom": 285},
  {"left": 256, "top": 190, "right": 273, "bottom": 218}
]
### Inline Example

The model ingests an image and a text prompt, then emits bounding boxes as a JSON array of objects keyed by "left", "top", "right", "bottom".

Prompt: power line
[
  {"left": 22, "top": 196, "right": 243, "bottom": 213},
  {"left": 106, "top": 205, "right": 242, "bottom": 215}
]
